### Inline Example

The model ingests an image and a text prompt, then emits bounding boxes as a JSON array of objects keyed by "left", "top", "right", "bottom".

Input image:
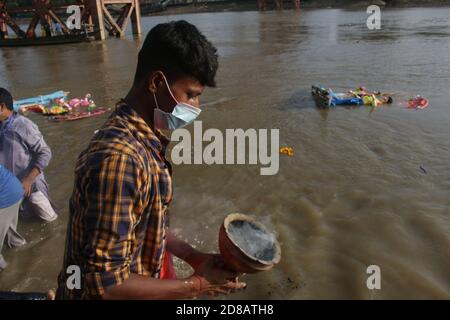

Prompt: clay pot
[{"left": 218, "top": 213, "right": 281, "bottom": 273}]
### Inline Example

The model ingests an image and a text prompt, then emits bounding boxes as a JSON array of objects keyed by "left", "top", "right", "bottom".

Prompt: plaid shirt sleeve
[{"left": 83, "top": 152, "right": 145, "bottom": 297}]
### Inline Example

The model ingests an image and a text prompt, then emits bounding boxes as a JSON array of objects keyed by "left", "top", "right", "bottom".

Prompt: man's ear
[{"left": 147, "top": 71, "right": 165, "bottom": 94}]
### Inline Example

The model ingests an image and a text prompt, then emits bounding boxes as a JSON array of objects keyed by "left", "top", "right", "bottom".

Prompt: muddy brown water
[{"left": 0, "top": 8, "right": 449, "bottom": 299}]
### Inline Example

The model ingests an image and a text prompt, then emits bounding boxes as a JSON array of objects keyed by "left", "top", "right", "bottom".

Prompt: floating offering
[
  {"left": 280, "top": 147, "right": 294, "bottom": 156},
  {"left": 312, "top": 85, "right": 362, "bottom": 108},
  {"left": 16, "top": 91, "right": 108, "bottom": 121},
  {"left": 68, "top": 93, "right": 96, "bottom": 109},
  {"left": 408, "top": 95, "right": 429, "bottom": 110},
  {"left": 50, "top": 108, "right": 110, "bottom": 122},
  {"left": 44, "top": 105, "right": 68, "bottom": 115},
  {"left": 13, "top": 90, "right": 68, "bottom": 112},
  {"left": 19, "top": 104, "right": 68, "bottom": 115},
  {"left": 219, "top": 213, "right": 281, "bottom": 273},
  {"left": 311, "top": 85, "right": 394, "bottom": 109}
]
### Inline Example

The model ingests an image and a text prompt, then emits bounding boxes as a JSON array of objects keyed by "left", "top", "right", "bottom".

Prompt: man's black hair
[
  {"left": 0, "top": 88, "right": 13, "bottom": 110},
  {"left": 386, "top": 96, "right": 393, "bottom": 104},
  {"left": 134, "top": 20, "right": 219, "bottom": 87}
]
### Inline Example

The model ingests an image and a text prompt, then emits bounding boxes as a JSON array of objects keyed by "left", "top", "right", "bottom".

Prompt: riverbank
[{"left": 151, "top": 0, "right": 450, "bottom": 16}]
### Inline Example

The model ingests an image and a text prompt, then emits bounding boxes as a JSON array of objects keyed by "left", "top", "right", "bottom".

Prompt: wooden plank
[
  {"left": 3, "top": 12, "right": 26, "bottom": 38},
  {"left": 25, "top": 14, "right": 40, "bottom": 38},
  {"left": 102, "top": 4, "right": 123, "bottom": 37},
  {"left": 131, "top": 0, "right": 141, "bottom": 36},
  {"left": 47, "top": 9, "right": 71, "bottom": 35},
  {"left": 122, "top": 4, "right": 134, "bottom": 33},
  {"left": 117, "top": 4, "right": 133, "bottom": 34},
  {"left": 89, "top": 0, "right": 106, "bottom": 40},
  {"left": 0, "top": 34, "right": 88, "bottom": 47}
]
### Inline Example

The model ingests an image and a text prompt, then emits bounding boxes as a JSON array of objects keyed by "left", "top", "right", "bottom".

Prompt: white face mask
[{"left": 153, "top": 75, "right": 201, "bottom": 131}]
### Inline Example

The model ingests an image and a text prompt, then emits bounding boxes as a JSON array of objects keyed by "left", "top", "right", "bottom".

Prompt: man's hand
[
  {"left": 20, "top": 166, "right": 41, "bottom": 197},
  {"left": 47, "top": 290, "right": 55, "bottom": 300},
  {"left": 21, "top": 178, "right": 33, "bottom": 197},
  {"left": 190, "top": 253, "right": 246, "bottom": 297},
  {"left": 165, "top": 232, "right": 247, "bottom": 297}
]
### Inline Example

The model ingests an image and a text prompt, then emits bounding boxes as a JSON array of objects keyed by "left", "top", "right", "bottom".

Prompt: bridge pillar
[
  {"left": 86, "top": 0, "right": 106, "bottom": 40},
  {"left": 88, "top": 0, "right": 141, "bottom": 40},
  {"left": 130, "top": 0, "right": 141, "bottom": 36}
]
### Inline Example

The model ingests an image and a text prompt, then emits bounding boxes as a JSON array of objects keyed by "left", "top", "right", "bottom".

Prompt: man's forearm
[
  {"left": 166, "top": 231, "right": 204, "bottom": 267},
  {"left": 22, "top": 166, "right": 40, "bottom": 183},
  {"left": 102, "top": 273, "right": 198, "bottom": 300}
]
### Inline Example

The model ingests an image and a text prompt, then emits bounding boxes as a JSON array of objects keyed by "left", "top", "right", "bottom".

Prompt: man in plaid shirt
[{"left": 56, "top": 21, "right": 246, "bottom": 300}]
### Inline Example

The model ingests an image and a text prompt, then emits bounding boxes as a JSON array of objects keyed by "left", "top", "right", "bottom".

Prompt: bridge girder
[{"left": 0, "top": 0, "right": 141, "bottom": 40}]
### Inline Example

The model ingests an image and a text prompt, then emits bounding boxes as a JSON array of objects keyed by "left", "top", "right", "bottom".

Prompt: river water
[{"left": 0, "top": 7, "right": 449, "bottom": 299}]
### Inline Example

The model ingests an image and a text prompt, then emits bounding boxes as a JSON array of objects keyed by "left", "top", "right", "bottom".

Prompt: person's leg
[
  {"left": 6, "top": 201, "right": 26, "bottom": 248},
  {"left": 0, "top": 207, "right": 9, "bottom": 270},
  {"left": 0, "top": 200, "right": 23, "bottom": 270},
  {"left": 27, "top": 191, "right": 58, "bottom": 222}
]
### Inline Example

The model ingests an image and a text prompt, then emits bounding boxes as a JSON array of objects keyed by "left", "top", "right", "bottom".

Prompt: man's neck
[{"left": 124, "top": 86, "right": 155, "bottom": 130}]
